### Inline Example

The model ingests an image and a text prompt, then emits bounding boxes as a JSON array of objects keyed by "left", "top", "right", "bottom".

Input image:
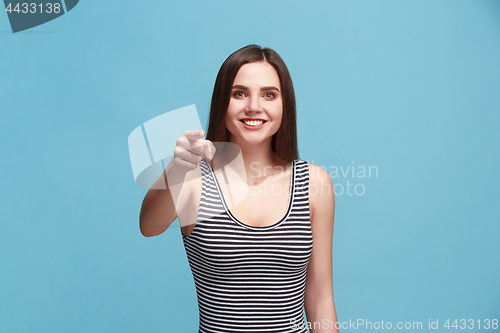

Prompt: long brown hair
[{"left": 206, "top": 45, "right": 299, "bottom": 162}]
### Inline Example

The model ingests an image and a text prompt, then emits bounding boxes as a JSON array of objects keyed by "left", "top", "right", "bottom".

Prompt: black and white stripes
[{"left": 182, "top": 158, "right": 313, "bottom": 333}]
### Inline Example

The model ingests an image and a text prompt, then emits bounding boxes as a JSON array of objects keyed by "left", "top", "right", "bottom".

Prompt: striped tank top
[{"left": 182, "top": 158, "right": 313, "bottom": 333}]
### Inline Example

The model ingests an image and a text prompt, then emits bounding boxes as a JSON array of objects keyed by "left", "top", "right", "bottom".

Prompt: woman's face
[{"left": 225, "top": 61, "right": 283, "bottom": 147}]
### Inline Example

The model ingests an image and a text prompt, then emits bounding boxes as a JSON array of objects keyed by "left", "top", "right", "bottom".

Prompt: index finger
[{"left": 185, "top": 130, "right": 205, "bottom": 141}]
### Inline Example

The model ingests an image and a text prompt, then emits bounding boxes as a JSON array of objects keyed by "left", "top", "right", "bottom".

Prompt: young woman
[{"left": 139, "top": 45, "right": 338, "bottom": 333}]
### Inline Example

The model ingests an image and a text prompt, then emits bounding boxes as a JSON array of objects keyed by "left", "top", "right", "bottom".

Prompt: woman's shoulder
[
  {"left": 302, "top": 161, "right": 335, "bottom": 223},
  {"left": 302, "top": 161, "right": 335, "bottom": 196},
  {"left": 296, "top": 160, "right": 332, "bottom": 183}
]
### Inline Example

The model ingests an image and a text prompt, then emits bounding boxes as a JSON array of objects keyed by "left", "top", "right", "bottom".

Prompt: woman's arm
[
  {"left": 139, "top": 130, "right": 213, "bottom": 237},
  {"left": 139, "top": 159, "right": 188, "bottom": 237},
  {"left": 304, "top": 164, "right": 338, "bottom": 333}
]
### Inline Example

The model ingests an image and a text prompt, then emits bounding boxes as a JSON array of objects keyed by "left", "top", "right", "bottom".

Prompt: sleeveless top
[{"left": 182, "top": 158, "right": 313, "bottom": 333}]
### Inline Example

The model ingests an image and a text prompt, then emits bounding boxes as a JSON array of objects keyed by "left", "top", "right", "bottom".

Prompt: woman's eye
[
  {"left": 233, "top": 91, "right": 245, "bottom": 98},
  {"left": 265, "top": 92, "right": 275, "bottom": 98}
]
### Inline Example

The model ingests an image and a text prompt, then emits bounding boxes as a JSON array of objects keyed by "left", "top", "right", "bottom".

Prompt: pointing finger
[{"left": 185, "top": 130, "right": 205, "bottom": 141}]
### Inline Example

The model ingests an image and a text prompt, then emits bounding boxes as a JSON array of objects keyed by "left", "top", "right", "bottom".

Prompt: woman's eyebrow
[
  {"left": 232, "top": 85, "right": 280, "bottom": 92},
  {"left": 232, "top": 85, "right": 248, "bottom": 90},
  {"left": 261, "top": 86, "right": 280, "bottom": 92}
]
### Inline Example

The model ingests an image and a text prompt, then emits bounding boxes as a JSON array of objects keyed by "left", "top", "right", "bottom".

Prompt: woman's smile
[{"left": 240, "top": 118, "right": 267, "bottom": 129}]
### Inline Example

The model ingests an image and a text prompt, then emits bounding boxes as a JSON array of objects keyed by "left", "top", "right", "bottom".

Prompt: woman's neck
[{"left": 229, "top": 135, "right": 288, "bottom": 180}]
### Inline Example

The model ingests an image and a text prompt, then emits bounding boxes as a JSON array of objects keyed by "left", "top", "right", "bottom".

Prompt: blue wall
[{"left": 1, "top": 0, "right": 499, "bottom": 332}]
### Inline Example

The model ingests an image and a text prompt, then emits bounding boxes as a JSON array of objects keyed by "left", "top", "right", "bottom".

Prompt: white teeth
[{"left": 243, "top": 120, "right": 264, "bottom": 126}]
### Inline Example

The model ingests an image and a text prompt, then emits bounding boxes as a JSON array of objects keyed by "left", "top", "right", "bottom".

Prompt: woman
[{"left": 139, "top": 45, "right": 338, "bottom": 332}]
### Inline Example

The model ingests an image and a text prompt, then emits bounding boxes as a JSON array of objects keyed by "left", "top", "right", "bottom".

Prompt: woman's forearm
[
  {"left": 305, "top": 296, "right": 339, "bottom": 333},
  {"left": 139, "top": 160, "right": 187, "bottom": 237}
]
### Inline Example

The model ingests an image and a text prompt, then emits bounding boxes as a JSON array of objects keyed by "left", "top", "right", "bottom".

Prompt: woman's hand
[
  {"left": 172, "top": 130, "right": 216, "bottom": 172},
  {"left": 139, "top": 130, "right": 216, "bottom": 237}
]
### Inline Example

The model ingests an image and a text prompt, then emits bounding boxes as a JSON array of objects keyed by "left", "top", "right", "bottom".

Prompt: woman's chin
[{"left": 229, "top": 132, "right": 272, "bottom": 146}]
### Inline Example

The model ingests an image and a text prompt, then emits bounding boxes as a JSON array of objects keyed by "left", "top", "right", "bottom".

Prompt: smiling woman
[{"left": 139, "top": 44, "right": 338, "bottom": 333}]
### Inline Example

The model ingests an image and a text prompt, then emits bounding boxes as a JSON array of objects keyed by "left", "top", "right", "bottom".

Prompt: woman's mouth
[
  {"left": 240, "top": 119, "right": 266, "bottom": 126},
  {"left": 239, "top": 119, "right": 267, "bottom": 130}
]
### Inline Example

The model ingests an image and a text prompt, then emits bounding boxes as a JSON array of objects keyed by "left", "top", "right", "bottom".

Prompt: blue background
[{"left": 1, "top": 0, "right": 499, "bottom": 332}]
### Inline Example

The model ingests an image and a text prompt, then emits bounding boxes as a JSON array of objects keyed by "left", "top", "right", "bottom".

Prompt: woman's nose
[{"left": 246, "top": 95, "right": 263, "bottom": 112}]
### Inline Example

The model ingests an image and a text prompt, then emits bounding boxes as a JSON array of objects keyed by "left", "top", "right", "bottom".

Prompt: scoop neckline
[{"left": 205, "top": 158, "right": 296, "bottom": 230}]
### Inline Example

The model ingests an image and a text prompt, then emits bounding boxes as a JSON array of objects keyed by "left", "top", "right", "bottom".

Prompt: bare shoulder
[
  {"left": 307, "top": 163, "right": 335, "bottom": 223},
  {"left": 307, "top": 163, "right": 335, "bottom": 196}
]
